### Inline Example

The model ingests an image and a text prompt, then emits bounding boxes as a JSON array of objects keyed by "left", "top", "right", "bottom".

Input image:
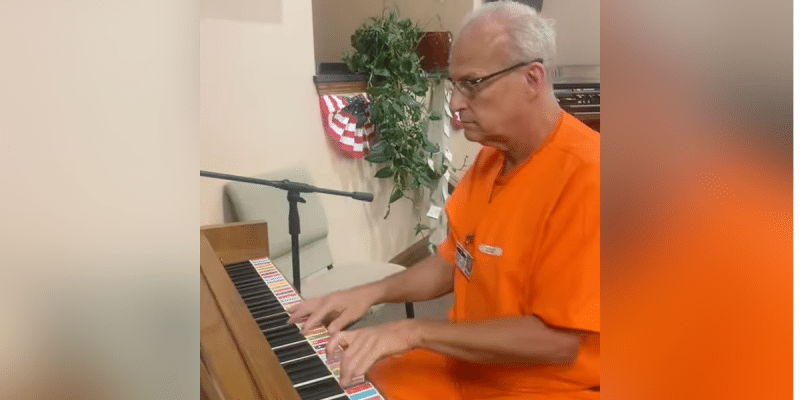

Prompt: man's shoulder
[{"left": 550, "top": 112, "right": 600, "bottom": 168}]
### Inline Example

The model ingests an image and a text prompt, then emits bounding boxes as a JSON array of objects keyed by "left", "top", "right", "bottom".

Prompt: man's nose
[{"left": 449, "top": 87, "right": 468, "bottom": 117}]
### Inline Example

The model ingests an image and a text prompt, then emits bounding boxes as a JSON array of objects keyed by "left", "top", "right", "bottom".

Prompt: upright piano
[{"left": 200, "top": 222, "right": 386, "bottom": 400}]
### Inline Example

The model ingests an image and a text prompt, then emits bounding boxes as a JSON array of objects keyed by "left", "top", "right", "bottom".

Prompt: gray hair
[{"left": 454, "top": 1, "right": 556, "bottom": 70}]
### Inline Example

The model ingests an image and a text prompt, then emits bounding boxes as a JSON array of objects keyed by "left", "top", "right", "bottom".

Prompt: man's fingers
[
  {"left": 325, "top": 331, "right": 348, "bottom": 362},
  {"left": 286, "top": 303, "right": 310, "bottom": 324},
  {"left": 345, "top": 335, "right": 376, "bottom": 385},
  {"left": 325, "top": 310, "right": 355, "bottom": 336},
  {"left": 339, "top": 333, "right": 376, "bottom": 387},
  {"left": 300, "top": 311, "right": 328, "bottom": 335}
]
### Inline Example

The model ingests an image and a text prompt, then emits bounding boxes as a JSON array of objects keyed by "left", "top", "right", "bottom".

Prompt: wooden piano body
[{"left": 200, "top": 221, "right": 303, "bottom": 400}]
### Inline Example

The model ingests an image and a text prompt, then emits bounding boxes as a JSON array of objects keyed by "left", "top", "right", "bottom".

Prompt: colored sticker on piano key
[
  {"left": 307, "top": 333, "right": 328, "bottom": 342},
  {"left": 344, "top": 383, "right": 372, "bottom": 395},
  {"left": 272, "top": 282, "right": 293, "bottom": 290},
  {"left": 283, "top": 299, "right": 302, "bottom": 308},
  {"left": 349, "top": 389, "right": 378, "bottom": 400},
  {"left": 306, "top": 327, "right": 327, "bottom": 336},
  {"left": 274, "top": 288, "right": 295, "bottom": 297}
]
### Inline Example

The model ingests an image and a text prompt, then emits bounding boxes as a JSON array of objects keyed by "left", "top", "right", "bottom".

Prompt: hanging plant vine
[{"left": 343, "top": 9, "right": 444, "bottom": 221}]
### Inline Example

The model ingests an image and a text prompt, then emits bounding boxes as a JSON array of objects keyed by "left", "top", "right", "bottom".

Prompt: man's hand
[
  {"left": 325, "top": 319, "right": 420, "bottom": 387},
  {"left": 287, "top": 286, "right": 379, "bottom": 336}
]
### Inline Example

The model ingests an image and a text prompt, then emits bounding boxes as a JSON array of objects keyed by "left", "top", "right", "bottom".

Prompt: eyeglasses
[{"left": 447, "top": 59, "right": 543, "bottom": 98}]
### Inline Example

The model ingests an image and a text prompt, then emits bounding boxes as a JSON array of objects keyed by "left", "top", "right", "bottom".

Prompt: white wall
[
  {"left": 1, "top": 2, "right": 197, "bottom": 399},
  {"left": 200, "top": 0, "right": 422, "bottom": 264},
  {"left": 540, "top": 0, "right": 600, "bottom": 66},
  {"left": 313, "top": 0, "right": 600, "bottom": 67},
  {"left": 313, "top": 0, "right": 475, "bottom": 65}
]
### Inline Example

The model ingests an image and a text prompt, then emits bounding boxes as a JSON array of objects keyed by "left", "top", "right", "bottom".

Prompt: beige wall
[
  {"left": 540, "top": 0, "right": 600, "bottom": 66},
  {"left": 201, "top": 0, "right": 423, "bottom": 264},
  {"left": 313, "top": 0, "right": 600, "bottom": 67},
  {"left": 1, "top": 1, "right": 198, "bottom": 399},
  {"left": 313, "top": 0, "right": 475, "bottom": 65}
]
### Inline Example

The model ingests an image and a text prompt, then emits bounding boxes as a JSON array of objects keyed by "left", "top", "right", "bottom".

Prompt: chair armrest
[{"left": 388, "top": 237, "right": 431, "bottom": 268}]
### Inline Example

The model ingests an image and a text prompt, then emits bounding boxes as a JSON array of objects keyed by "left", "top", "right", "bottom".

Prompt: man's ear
[
  {"left": 525, "top": 62, "right": 547, "bottom": 86},
  {"left": 524, "top": 63, "right": 547, "bottom": 95}
]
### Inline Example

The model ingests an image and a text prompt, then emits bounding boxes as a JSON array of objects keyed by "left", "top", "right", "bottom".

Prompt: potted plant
[{"left": 343, "top": 9, "right": 446, "bottom": 222}]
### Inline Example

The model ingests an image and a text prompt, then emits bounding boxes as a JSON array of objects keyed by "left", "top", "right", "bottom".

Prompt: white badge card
[{"left": 455, "top": 242, "right": 473, "bottom": 280}]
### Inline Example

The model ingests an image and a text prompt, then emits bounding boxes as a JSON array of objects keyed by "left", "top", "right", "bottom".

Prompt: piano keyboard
[{"left": 224, "top": 257, "right": 386, "bottom": 400}]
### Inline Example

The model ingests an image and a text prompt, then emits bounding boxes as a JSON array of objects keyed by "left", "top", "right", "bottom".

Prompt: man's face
[{"left": 448, "top": 22, "right": 531, "bottom": 150}]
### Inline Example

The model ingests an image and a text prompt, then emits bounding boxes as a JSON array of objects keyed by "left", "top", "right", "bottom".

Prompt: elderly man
[{"left": 288, "top": 2, "right": 599, "bottom": 399}]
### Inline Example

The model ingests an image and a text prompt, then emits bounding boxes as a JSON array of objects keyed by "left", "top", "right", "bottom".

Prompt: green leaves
[
  {"left": 365, "top": 148, "right": 391, "bottom": 163},
  {"left": 389, "top": 187, "right": 404, "bottom": 203},
  {"left": 414, "top": 223, "right": 431, "bottom": 236},
  {"left": 423, "top": 140, "right": 439, "bottom": 153},
  {"left": 343, "top": 9, "right": 441, "bottom": 214},
  {"left": 374, "top": 166, "right": 393, "bottom": 178}
]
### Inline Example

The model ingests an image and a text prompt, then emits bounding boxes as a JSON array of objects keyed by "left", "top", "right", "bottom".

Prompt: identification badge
[
  {"left": 478, "top": 244, "right": 503, "bottom": 256},
  {"left": 455, "top": 242, "right": 473, "bottom": 280}
]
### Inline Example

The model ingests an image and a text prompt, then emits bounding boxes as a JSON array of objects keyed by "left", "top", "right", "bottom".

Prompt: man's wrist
[{"left": 356, "top": 281, "right": 387, "bottom": 306}]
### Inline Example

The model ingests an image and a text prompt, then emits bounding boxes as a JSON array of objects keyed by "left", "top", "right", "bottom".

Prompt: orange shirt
[
  {"left": 438, "top": 111, "right": 600, "bottom": 398},
  {"left": 370, "top": 111, "right": 600, "bottom": 400}
]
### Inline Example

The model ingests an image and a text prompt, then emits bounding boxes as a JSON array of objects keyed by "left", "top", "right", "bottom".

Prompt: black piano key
[
  {"left": 234, "top": 279, "right": 267, "bottom": 290},
  {"left": 250, "top": 305, "right": 284, "bottom": 318},
  {"left": 251, "top": 304, "right": 286, "bottom": 320},
  {"left": 243, "top": 293, "right": 279, "bottom": 306},
  {"left": 274, "top": 342, "right": 316, "bottom": 363},
  {"left": 240, "top": 287, "right": 278, "bottom": 301},
  {"left": 283, "top": 357, "right": 331, "bottom": 385},
  {"left": 249, "top": 297, "right": 283, "bottom": 309},
  {"left": 263, "top": 324, "right": 297, "bottom": 338},
  {"left": 226, "top": 267, "right": 258, "bottom": 278},
  {"left": 295, "top": 377, "right": 345, "bottom": 400},
  {"left": 258, "top": 312, "right": 290, "bottom": 330},
  {"left": 265, "top": 325, "right": 305, "bottom": 347},
  {"left": 231, "top": 272, "right": 263, "bottom": 283},
  {"left": 230, "top": 274, "right": 263, "bottom": 285},
  {"left": 288, "top": 367, "right": 331, "bottom": 386},
  {"left": 229, "top": 274, "right": 260, "bottom": 284},
  {"left": 267, "top": 332, "right": 306, "bottom": 348},
  {"left": 238, "top": 285, "right": 270, "bottom": 298},
  {"left": 224, "top": 261, "right": 253, "bottom": 271},
  {"left": 242, "top": 293, "right": 273, "bottom": 303}
]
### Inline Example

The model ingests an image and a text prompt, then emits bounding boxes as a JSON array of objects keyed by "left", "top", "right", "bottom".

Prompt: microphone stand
[{"left": 200, "top": 170, "right": 373, "bottom": 294}]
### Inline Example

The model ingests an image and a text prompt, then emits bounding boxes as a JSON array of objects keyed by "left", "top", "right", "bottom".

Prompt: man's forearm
[
  {"left": 361, "top": 254, "right": 454, "bottom": 305},
  {"left": 412, "top": 316, "right": 584, "bottom": 365}
]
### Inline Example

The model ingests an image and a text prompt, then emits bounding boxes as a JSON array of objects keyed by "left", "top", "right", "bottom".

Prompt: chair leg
[{"left": 404, "top": 302, "right": 415, "bottom": 318}]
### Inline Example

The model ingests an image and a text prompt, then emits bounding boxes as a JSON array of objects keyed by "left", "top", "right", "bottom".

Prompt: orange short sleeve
[
  {"left": 525, "top": 162, "right": 600, "bottom": 333},
  {"left": 437, "top": 229, "right": 457, "bottom": 264}
]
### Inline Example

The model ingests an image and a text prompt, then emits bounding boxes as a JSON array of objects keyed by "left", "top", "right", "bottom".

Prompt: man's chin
[{"left": 462, "top": 125, "right": 482, "bottom": 142}]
